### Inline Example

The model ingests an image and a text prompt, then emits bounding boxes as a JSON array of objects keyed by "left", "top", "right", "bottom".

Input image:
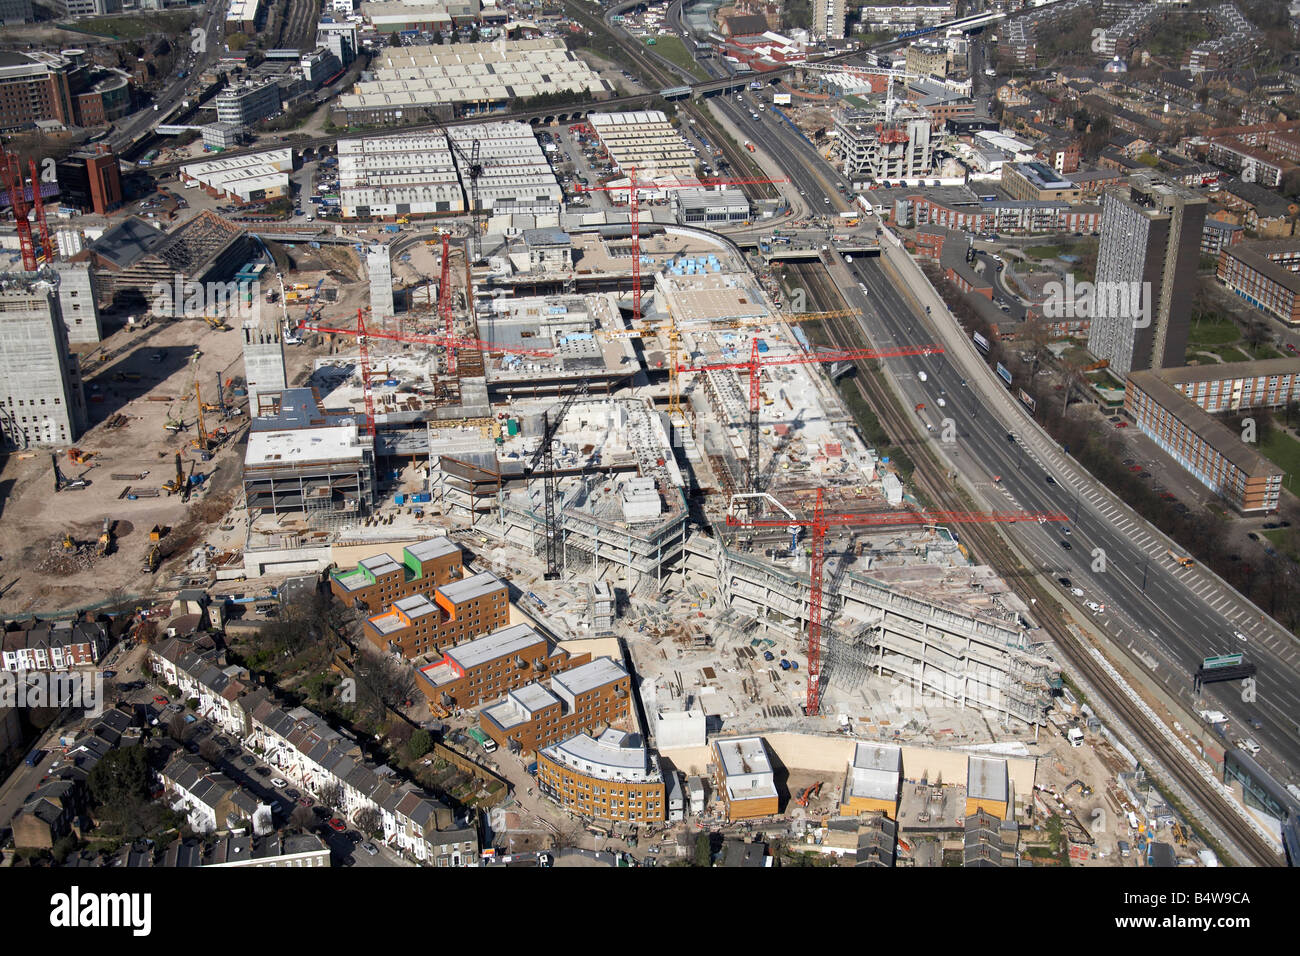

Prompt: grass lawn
[
  {"left": 1186, "top": 316, "right": 1241, "bottom": 347},
  {"left": 647, "top": 34, "right": 708, "bottom": 81},
  {"left": 1262, "top": 528, "right": 1299, "bottom": 560},
  {"left": 1023, "top": 244, "right": 1062, "bottom": 259},
  {"left": 1258, "top": 429, "right": 1300, "bottom": 495},
  {"left": 59, "top": 11, "right": 195, "bottom": 38}
]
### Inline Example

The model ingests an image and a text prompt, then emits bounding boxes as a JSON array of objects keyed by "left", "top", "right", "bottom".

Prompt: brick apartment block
[
  {"left": 479, "top": 656, "right": 632, "bottom": 754},
  {"left": 362, "top": 571, "right": 508, "bottom": 659},
  {"left": 416, "top": 622, "right": 589, "bottom": 710},
  {"left": 329, "top": 537, "right": 463, "bottom": 612}
]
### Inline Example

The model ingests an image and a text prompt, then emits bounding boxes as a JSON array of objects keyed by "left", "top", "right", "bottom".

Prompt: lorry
[{"left": 467, "top": 727, "right": 498, "bottom": 754}]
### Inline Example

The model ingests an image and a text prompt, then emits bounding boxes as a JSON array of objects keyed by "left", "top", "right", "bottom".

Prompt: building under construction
[
  {"left": 680, "top": 533, "right": 1058, "bottom": 725},
  {"left": 70, "top": 210, "right": 251, "bottom": 308},
  {"left": 242, "top": 387, "right": 375, "bottom": 524},
  {"left": 425, "top": 397, "right": 689, "bottom": 591}
]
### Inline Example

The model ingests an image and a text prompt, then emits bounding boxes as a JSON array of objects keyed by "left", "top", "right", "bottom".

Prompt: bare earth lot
[{"left": 0, "top": 314, "right": 251, "bottom": 616}]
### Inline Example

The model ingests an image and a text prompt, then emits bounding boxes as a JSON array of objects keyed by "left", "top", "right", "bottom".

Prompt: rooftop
[
  {"left": 444, "top": 622, "right": 545, "bottom": 671},
  {"left": 551, "top": 656, "right": 627, "bottom": 698},
  {"left": 438, "top": 570, "right": 504, "bottom": 605},
  {"left": 406, "top": 536, "right": 460, "bottom": 564},
  {"left": 541, "top": 728, "right": 659, "bottom": 782},
  {"left": 967, "top": 755, "right": 1009, "bottom": 803},
  {"left": 847, "top": 742, "right": 903, "bottom": 803}
]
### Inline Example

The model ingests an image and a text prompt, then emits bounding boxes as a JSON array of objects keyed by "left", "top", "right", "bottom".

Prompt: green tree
[
  {"left": 88, "top": 745, "right": 150, "bottom": 809},
  {"left": 408, "top": 729, "right": 433, "bottom": 760},
  {"left": 693, "top": 832, "right": 711, "bottom": 867}
]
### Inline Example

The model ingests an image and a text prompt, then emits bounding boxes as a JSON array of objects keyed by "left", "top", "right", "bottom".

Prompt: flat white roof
[
  {"left": 446, "top": 622, "right": 544, "bottom": 671},
  {"left": 848, "top": 742, "right": 902, "bottom": 802},
  {"left": 967, "top": 755, "right": 1009, "bottom": 802},
  {"left": 551, "top": 657, "right": 626, "bottom": 698},
  {"left": 715, "top": 736, "right": 772, "bottom": 779},
  {"left": 438, "top": 570, "right": 503, "bottom": 604},
  {"left": 406, "top": 537, "right": 459, "bottom": 563},
  {"left": 245, "top": 424, "right": 364, "bottom": 468},
  {"left": 542, "top": 729, "right": 659, "bottom": 782}
]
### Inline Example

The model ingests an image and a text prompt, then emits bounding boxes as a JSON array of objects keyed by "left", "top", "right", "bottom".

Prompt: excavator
[
  {"left": 97, "top": 518, "right": 114, "bottom": 557},
  {"left": 142, "top": 544, "right": 161, "bottom": 573},
  {"left": 61, "top": 531, "right": 76, "bottom": 553},
  {"left": 797, "top": 781, "right": 823, "bottom": 807}
]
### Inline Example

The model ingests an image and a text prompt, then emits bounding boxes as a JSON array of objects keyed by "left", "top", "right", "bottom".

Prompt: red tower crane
[
  {"left": 298, "top": 314, "right": 556, "bottom": 437},
  {"left": 728, "top": 489, "right": 1071, "bottom": 716},
  {"left": 576, "top": 172, "right": 788, "bottom": 325},
  {"left": 28, "top": 159, "right": 54, "bottom": 264},
  {"left": 679, "top": 339, "right": 944, "bottom": 495},
  {"left": 0, "top": 150, "right": 37, "bottom": 272}
]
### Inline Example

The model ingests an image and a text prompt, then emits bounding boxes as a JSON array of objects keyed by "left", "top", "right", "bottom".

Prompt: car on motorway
[
  {"left": 1006, "top": 432, "right": 1016, "bottom": 442},
  {"left": 1234, "top": 631, "right": 1249, "bottom": 643},
  {"left": 1085, "top": 601, "right": 1104, "bottom": 612},
  {"left": 1045, "top": 475, "right": 1056, "bottom": 484},
  {"left": 1062, "top": 527, "right": 1071, "bottom": 535},
  {"left": 1071, "top": 587, "right": 1085, "bottom": 597},
  {"left": 1058, "top": 577, "right": 1072, "bottom": 587},
  {"left": 1060, "top": 540, "right": 1072, "bottom": 549},
  {"left": 937, "top": 398, "right": 946, "bottom": 407}
]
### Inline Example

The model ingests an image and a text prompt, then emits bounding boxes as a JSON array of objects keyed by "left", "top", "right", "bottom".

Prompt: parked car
[
  {"left": 152, "top": 695, "right": 169, "bottom": 706},
  {"left": 271, "top": 777, "right": 288, "bottom": 789},
  {"left": 328, "top": 818, "right": 347, "bottom": 833},
  {"left": 361, "top": 842, "right": 378, "bottom": 856}
]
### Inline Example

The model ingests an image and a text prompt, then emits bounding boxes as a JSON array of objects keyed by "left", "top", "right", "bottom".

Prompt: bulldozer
[{"left": 97, "top": 518, "right": 114, "bottom": 557}]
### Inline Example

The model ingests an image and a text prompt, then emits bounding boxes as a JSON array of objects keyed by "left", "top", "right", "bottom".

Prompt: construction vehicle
[
  {"left": 142, "top": 545, "right": 161, "bottom": 573},
  {"left": 1064, "top": 779, "right": 1092, "bottom": 798},
  {"left": 51, "top": 453, "right": 87, "bottom": 492},
  {"left": 97, "top": 518, "right": 114, "bottom": 556},
  {"left": 797, "top": 782, "right": 823, "bottom": 807},
  {"left": 1165, "top": 548, "right": 1195, "bottom": 568},
  {"left": 1171, "top": 821, "right": 1188, "bottom": 846},
  {"left": 162, "top": 453, "right": 184, "bottom": 496},
  {"left": 61, "top": 532, "right": 76, "bottom": 553},
  {"left": 67, "top": 447, "right": 91, "bottom": 465},
  {"left": 204, "top": 315, "right": 230, "bottom": 331}
]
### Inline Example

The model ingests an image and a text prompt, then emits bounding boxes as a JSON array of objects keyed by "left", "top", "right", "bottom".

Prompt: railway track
[{"left": 789, "top": 259, "right": 1281, "bottom": 866}]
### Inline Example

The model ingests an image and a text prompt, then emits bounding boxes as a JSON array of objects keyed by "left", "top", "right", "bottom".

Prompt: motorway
[{"left": 834, "top": 254, "right": 1300, "bottom": 783}]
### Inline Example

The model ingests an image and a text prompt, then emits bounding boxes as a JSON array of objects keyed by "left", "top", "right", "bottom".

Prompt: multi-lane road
[{"left": 833, "top": 253, "right": 1300, "bottom": 782}]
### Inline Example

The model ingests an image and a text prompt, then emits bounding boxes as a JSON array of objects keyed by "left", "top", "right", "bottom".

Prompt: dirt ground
[{"left": 0, "top": 313, "right": 252, "bottom": 617}]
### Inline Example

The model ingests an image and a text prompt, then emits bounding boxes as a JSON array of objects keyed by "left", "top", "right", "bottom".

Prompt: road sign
[{"left": 1202, "top": 653, "right": 1243, "bottom": 670}]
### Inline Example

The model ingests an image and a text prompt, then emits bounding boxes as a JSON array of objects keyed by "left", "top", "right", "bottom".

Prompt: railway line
[{"left": 787, "top": 259, "right": 1281, "bottom": 866}]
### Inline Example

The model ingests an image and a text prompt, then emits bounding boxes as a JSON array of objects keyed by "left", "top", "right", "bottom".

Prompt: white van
[
  {"left": 1237, "top": 737, "right": 1260, "bottom": 756},
  {"left": 917, "top": 371, "right": 928, "bottom": 382}
]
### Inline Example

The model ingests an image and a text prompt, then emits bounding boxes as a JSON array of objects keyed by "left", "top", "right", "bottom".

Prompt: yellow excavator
[
  {"left": 142, "top": 545, "right": 161, "bottom": 573},
  {"left": 97, "top": 518, "right": 113, "bottom": 556}
]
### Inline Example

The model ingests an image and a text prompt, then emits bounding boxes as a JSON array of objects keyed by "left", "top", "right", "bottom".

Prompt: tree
[
  {"left": 693, "top": 832, "right": 712, "bottom": 867},
  {"left": 317, "top": 781, "right": 343, "bottom": 810},
  {"left": 227, "top": 33, "right": 248, "bottom": 51},
  {"left": 354, "top": 807, "right": 382, "bottom": 839},
  {"left": 353, "top": 646, "right": 417, "bottom": 724},
  {"left": 88, "top": 746, "right": 150, "bottom": 810},
  {"left": 408, "top": 729, "right": 433, "bottom": 760},
  {"left": 290, "top": 805, "right": 316, "bottom": 830},
  {"left": 199, "top": 738, "right": 222, "bottom": 763},
  {"left": 167, "top": 713, "right": 189, "bottom": 743}
]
